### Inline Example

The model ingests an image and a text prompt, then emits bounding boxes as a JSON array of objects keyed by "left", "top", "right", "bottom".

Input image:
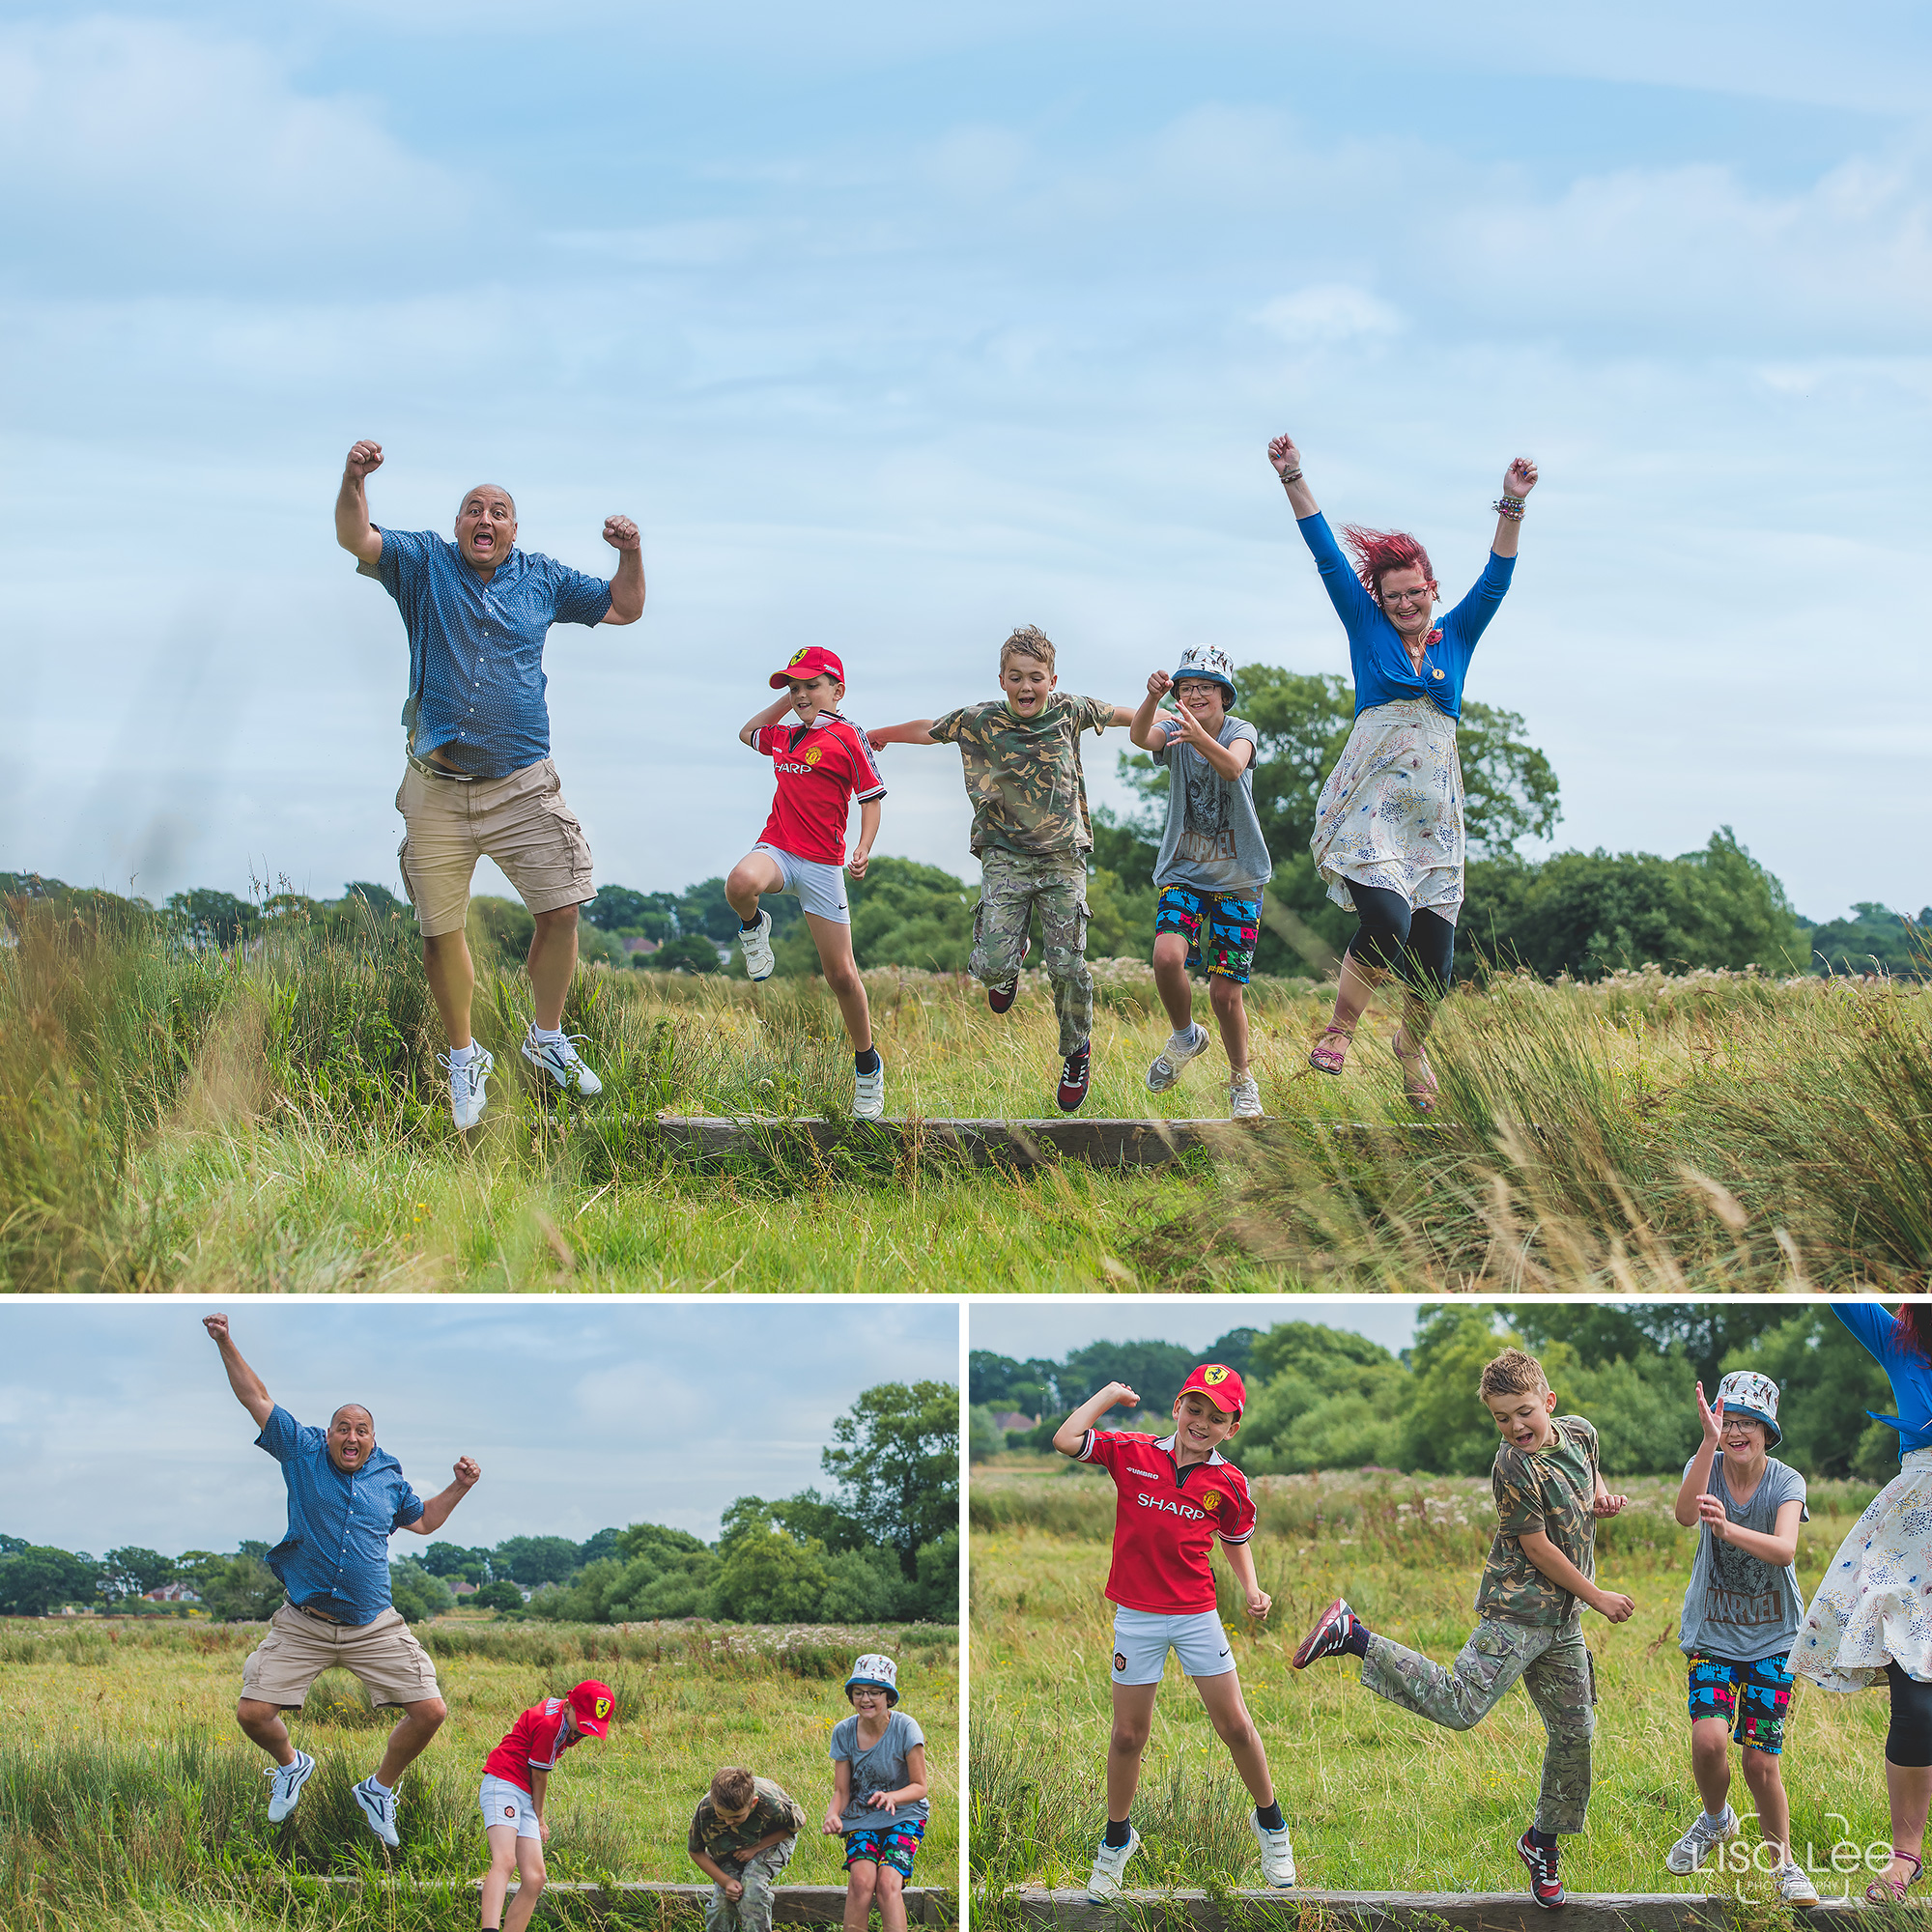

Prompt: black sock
[
  {"left": 740, "top": 914, "right": 761, "bottom": 931},
  {"left": 1343, "top": 1622, "right": 1370, "bottom": 1659},
  {"left": 1255, "top": 1801, "right": 1284, "bottom": 1832},
  {"left": 1528, "top": 1827, "right": 1557, "bottom": 1850},
  {"left": 1103, "top": 1817, "right": 1132, "bottom": 1849},
  {"left": 855, "top": 1047, "right": 881, "bottom": 1075}
]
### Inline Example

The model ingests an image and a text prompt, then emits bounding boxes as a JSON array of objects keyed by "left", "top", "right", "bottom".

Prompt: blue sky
[
  {"left": 6, "top": 3, "right": 1929, "bottom": 921},
  {"left": 0, "top": 1300, "right": 959, "bottom": 1556}
]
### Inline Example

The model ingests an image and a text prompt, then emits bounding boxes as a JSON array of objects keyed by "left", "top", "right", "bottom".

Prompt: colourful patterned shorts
[
  {"left": 1154, "top": 888, "right": 1262, "bottom": 984},
  {"left": 1687, "top": 1650, "right": 1794, "bottom": 1754},
  {"left": 843, "top": 1818, "right": 923, "bottom": 1878}
]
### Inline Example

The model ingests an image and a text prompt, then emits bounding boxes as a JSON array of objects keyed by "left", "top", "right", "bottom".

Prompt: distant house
[
  {"left": 451, "top": 1580, "right": 479, "bottom": 1598},
  {"left": 143, "top": 1583, "right": 202, "bottom": 1605},
  {"left": 621, "top": 935, "right": 661, "bottom": 956},
  {"left": 993, "top": 1411, "right": 1037, "bottom": 1435}
]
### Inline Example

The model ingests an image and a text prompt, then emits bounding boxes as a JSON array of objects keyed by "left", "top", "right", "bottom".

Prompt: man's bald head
[
  {"left": 458, "top": 484, "right": 516, "bottom": 521},
  {"left": 454, "top": 484, "right": 518, "bottom": 575},
  {"left": 326, "top": 1403, "right": 377, "bottom": 1472}
]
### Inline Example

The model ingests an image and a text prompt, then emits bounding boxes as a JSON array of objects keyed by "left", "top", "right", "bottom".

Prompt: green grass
[
  {"left": 0, "top": 1616, "right": 956, "bottom": 1931},
  {"left": 5, "top": 895, "right": 1931, "bottom": 1289},
  {"left": 969, "top": 1465, "right": 1897, "bottom": 1915}
]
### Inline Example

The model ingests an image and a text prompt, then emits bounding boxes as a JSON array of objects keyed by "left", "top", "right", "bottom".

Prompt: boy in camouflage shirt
[
  {"left": 868, "top": 626, "right": 1132, "bottom": 1111},
  {"left": 1291, "top": 1348, "right": 1633, "bottom": 1910},
  {"left": 688, "top": 1767, "right": 807, "bottom": 1932}
]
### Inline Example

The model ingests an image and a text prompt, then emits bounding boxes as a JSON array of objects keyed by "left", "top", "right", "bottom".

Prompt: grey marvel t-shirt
[
  {"left": 1678, "top": 1453, "right": 1809, "bottom": 1662},
  {"left": 1150, "top": 713, "right": 1273, "bottom": 895},
  {"left": 829, "top": 1709, "right": 928, "bottom": 1832}
]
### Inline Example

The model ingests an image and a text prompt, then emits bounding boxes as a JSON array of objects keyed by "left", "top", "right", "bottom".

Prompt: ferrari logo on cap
[
  {"left": 595, "top": 1695, "right": 612, "bottom": 1719},
  {"left": 789, "top": 648, "right": 810, "bottom": 666},
  {"left": 1203, "top": 1365, "right": 1228, "bottom": 1383}
]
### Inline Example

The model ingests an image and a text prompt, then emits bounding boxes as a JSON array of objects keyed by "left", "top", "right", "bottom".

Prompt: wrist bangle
[
  {"left": 1279, "top": 468, "right": 1303, "bottom": 486},
  {"left": 1492, "top": 497, "right": 1525, "bottom": 522}
]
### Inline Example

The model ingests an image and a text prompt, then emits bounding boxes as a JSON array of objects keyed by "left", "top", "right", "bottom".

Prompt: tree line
[
  {"left": 972, "top": 1307, "right": 1908, "bottom": 1484},
  {"left": 2, "top": 1380, "right": 957, "bottom": 1625}
]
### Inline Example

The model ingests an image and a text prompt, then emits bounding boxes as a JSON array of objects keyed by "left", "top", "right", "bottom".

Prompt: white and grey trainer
[
  {"left": 739, "top": 910, "right": 775, "bottom": 980},
  {"left": 1086, "top": 1826, "right": 1142, "bottom": 1902},
  {"left": 521, "top": 1028, "right": 604, "bottom": 1097},
  {"left": 1229, "top": 1072, "right": 1264, "bottom": 1121},
  {"left": 441, "top": 1046, "right": 495, "bottom": 1129},
  {"left": 1146, "top": 1022, "right": 1211, "bottom": 1093},
  {"left": 265, "top": 1748, "right": 315, "bottom": 1823},
  {"left": 854, "top": 1063, "right": 886, "bottom": 1121},
  {"left": 353, "top": 1775, "right": 400, "bottom": 1849},
  {"left": 1776, "top": 1861, "right": 1819, "bottom": 1907},
  {"left": 1250, "top": 1812, "right": 1297, "bottom": 1887},
  {"left": 1666, "top": 1804, "right": 1739, "bottom": 1875}
]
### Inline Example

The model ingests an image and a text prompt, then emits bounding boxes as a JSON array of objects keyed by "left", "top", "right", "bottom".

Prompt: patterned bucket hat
[
  {"left": 1715, "top": 1370, "right": 1781, "bottom": 1447},
  {"left": 1170, "top": 645, "right": 1237, "bottom": 702},
  {"left": 845, "top": 1653, "right": 899, "bottom": 1705}
]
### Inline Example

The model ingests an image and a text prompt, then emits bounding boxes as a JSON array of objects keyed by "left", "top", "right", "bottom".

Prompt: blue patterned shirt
[
  {"left": 359, "top": 528, "right": 613, "bottom": 779},
  {"left": 255, "top": 1405, "right": 426, "bottom": 1625}
]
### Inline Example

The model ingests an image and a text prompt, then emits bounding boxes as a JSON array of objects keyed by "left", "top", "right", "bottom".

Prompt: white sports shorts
[
  {"left": 753, "top": 842, "right": 849, "bottom": 924},
  {"left": 480, "top": 1773, "right": 541, "bottom": 1839},
  {"left": 1111, "top": 1605, "right": 1236, "bottom": 1685}
]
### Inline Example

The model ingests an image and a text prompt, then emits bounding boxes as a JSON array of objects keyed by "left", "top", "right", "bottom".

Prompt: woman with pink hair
[{"left": 1267, "top": 431, "right": 1537, "bottom": 1111}]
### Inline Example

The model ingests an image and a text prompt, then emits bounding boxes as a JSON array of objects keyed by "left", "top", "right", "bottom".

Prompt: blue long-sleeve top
[
  {"left": 1834, "top": 1302, "right": 1932, "bottom": 1457},
  {"left": 1297, "top": 511, "right": 1516, "bottom": 722}
]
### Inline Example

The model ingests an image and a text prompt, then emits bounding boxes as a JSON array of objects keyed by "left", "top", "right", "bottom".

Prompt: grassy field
[
  {"left": 970, "top": 1463, "right": 1898, "bottom": 1913},
  {"left": 5, "top": 896, "right": 1931, "bottom": 1290},
  {"left": 0, "top": 1614, "right": 956, "bottom": 1932}
]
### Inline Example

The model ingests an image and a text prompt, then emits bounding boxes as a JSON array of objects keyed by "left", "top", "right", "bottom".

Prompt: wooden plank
[
  {"left": 307, "top": 1878, "right": 950, "bottom": 1922},
  {"left": 1006, "top": 1889, "right": 1741, "bottom": 1932}
]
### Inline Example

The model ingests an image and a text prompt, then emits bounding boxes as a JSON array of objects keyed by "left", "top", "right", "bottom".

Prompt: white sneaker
[
  {"left": 739, "top": 910, "right": 775, "bottom": 980},
  {"left": 521, "top": 1028, "right": 604, "bottom": 1096},
  {"left": 265, "top": 1748, "right": 314, "bottom": 1822},
  {"left": 854, "top": 1063, "right": 886, "bottom": 1120},
  {"left": 1776, "top": 1862, "right": 1819, "bottom": 1906},
  {"left": 1147, "top": 1022, "right": 1210, "bottom": 1093},
  {"left": 441, "top": 1046, "right": 494, "bottom": 1129},
  {"left": 1086, "top": 1826, "right": 1141, "bottom": 1902},
  {"left": 1250, "top": 1812, "right": 1297, "bottom": 1887},
  {"left": 1229, "top": 1072, "right": 1264, "bottom": 1121},
  {"left": 1666, "top": 1804, "right": 1738, "bottom": 1875},
  {"left": 353, "top": 1775, "right": 399, "bottom": 1848}
]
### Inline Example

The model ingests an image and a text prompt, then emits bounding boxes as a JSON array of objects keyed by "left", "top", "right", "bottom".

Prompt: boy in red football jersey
[
  {"left": 727, "top": 646, "right": 889, "bottom": 1120},
  {"left": 477, "top": 1679, "right": 614, "bottom": 1932},
  {"left": 1053, "top": 1364, "right": 1295, "bottom": 1900}
]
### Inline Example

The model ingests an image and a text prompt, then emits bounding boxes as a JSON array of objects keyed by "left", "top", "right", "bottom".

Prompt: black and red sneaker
[
  {"left": 988, "top": 940, "right": 1030, "bottom": 1015},
  {"left": 1291, "top": 1598, "right": 1360, "bottom": 1670},
  {"left": 1517, "top": 1831, "right": 1564, "bottom": 1910},
  {"left": 1057, "top": 1041, "right": 1092, "bottom": 1112}
]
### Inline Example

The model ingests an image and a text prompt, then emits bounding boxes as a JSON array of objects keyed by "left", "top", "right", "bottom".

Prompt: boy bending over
[{"left": 689, "top": 1766, "right": 808, "bottom": 1932}]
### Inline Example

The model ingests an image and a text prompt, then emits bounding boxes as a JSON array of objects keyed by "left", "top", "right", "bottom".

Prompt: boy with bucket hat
[
  {"left": 1052, "top": 1363, "right": 1296, "bottom": 1899},
  {"left": 477, "top": 1679, "right": 614, "bottom": 1932},
  {"left": 1127, "top": 646, "right": 1273, "bottom": 1121},
  {"left": 1666, "top": 1370, "right": 1817, "bottom": 1906},
  {"left": 727, "top": 646, "right": 890, "bottom": 1119},
  {"left": 824, "top": 1654, "right": 930, "bottom": 1932}
]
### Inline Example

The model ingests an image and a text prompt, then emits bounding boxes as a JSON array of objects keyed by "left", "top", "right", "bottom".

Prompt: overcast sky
[
  {"left": 970, "top": 1299, "right": 1421, "bottom": 1365},
  {"left": 0, "top": 1300, "right": 959, "bottom": 1557},
  {"left": 7, "top": 4, "right": 1930, "bottom": 922}
]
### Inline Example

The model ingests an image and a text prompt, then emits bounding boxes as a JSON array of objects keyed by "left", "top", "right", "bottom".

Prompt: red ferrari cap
[
  {"left": 769, "top": 645, "right": 846, "bottom": 691},
  {"left": 569, "top": 1680, "right": 615, "bottom": 1737},
  {"left": 1178, "top": 1363, "right": 1246, "bottom": 1416}
]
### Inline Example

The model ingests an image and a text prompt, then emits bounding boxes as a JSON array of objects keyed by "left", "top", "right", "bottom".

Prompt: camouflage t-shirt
[
  {"left": 686, "top": 1776, "right": 806, "bottom": 1867},
  {"left": 1475, "top": 1415, "right": 1601, "bottom": 1627},
  {"left": 927, "top": 692, "right": 1116, "bottom": 858}
]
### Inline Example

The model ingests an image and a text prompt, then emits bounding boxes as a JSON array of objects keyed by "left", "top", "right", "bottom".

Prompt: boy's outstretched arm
[
  {"left": 1517, "top": 1527, "right": 1634, "bottom": 1622},
  {"left": 867, "top": 720, "right": 937, "bottom": 749},
  {"left": 1104, "top": 704, "right": 1136, "bottom": 728},
  {"left": 1220, "top": 1539, "right": 1271, "bottom": 1622},
  {"left": 740, "top": 693, "right": 794, "bottom": 748},
  {"left": 1673, "top": 1380, "right": 1724, "bottom": 1527},
  {"left": 202, "top": 1314, "right": 275, "bottom": 1429},
  {"left": 847, "top": 798, "right": 881, "bottom": 878},
  {"left": 1129, "top": 671, "right": 1172, "bottom": 751},
  {"left": 1053, "top": 1380, "right": 1140, "bottom": 1456}
]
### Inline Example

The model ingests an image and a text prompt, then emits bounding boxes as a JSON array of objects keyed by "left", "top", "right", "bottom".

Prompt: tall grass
[{"left": 4, "top": 894, "right": 1928, "bottom": 1289}]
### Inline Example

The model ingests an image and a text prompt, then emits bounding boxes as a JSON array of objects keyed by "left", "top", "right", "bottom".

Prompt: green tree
[
  {"left": 1396, "top": 1306, "right": 1519, "bottom": 1476},
  {"left": 710, "top": 1504, "right": 833, "bottom": 1622},
  {"left": 1236, "top": 1322, "right": 1407, "bottom": 1475},
  {"left": 584, "top": 884, "right": 681, "bottom": 937},
  {"left": 342, "top": 881, "right": 405, "bottom": 919},
  {"left": 849, "top": 857, "right": 978, "bottom": 971},
  {"left": 165, "top": 888, "right": 257, "bottom": 950},
  {"left": 419, "top": 1542, "right": 494, "bottom": 1583},
  {"left": 677, "top": 877, "right": 745, "bottom": 945},
  {"left": 654, "top": 933, "right": 725, "bottom": 975},
  {"left": 1058, "top": 1341, "right": 1197, "bottom": 1416},
  {"left": 475, "top": 1578, "right": 526, "bottom": 1612},
  {"left": 0, "top": 1546, "right": 102, "bottom": 1616},
  {"left": 492, "top": 1535, "right": 582, "bottom": 1586},
  {"left": 388, "top": 1558, "right": 455, "bottom": 1624},
  {"left": 1562, "top": 1354, "right": 1699, "bottom": 1476},
  {"left": 819, "top": 1381, "right": 959, "bottom": 1581},
  {"left": 1807, "top": 904, "right": 1932, "bottom": 980},
  {"left": 197, "top": 1553, "right": 284, "bottom": 1622},
  {"left": 100, "top": 1547, "right": 178, "bottom": 1602},
  {"left": 968, "top": 1351, "right": 1061, "bottom": 1415}
]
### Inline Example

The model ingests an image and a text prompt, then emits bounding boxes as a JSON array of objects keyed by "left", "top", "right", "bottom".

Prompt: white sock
[
  {"left": 366, "top": 1775, "right": 392, "bottom": 1795},
  {"left": 448, "top": 1041, "right": 476, "bottom": 1066},
  {"left": 532, "top": 1024, "right": 564, "bottom": 1044},
  {"left": 1705, "top": 1805, "right": 1729, "bottom": 1823}
]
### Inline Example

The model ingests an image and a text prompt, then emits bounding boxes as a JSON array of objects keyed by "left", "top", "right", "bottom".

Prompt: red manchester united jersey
[
  {"left": 483, "top": 1698, "right": 587, "bottom": 1793},
  {"left": 750, "top": 712, "right": 887, "bottom": 866},
  {"left": 1079, "top": 1429, "right": 1257, "bottom": 1615}
]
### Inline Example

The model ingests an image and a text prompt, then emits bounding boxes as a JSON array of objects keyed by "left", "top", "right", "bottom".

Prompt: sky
[
  {"left": 970, "top": 1299, "right": 1420, "bottom": 1365},
  {"left": 0, "top": 1299, "right": 959, "bottom": 1556},
  {"left": 6, "top": 3, "right": 1930, "bottom": 922}
]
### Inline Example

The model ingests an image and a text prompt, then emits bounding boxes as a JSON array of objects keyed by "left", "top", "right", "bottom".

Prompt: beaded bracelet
[
  {"left": 1492, "top": 495, "right": 1525, "bottom": 521},
  {"left": 1279, "top": 468, "right": 1303, "bottom": 486}
]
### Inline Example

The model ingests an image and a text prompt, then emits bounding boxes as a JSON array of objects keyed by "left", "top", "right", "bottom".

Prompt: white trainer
[
  {"left": 854, "top": 1063, "right": 886, "bottom": 1121},
  {"left": 739, "top": 910, "right": 775, "bottom": 980},
  {"left": 1146, "top": 1022, "right": 1211, "bottom": 1093},
  {"left": 1250, "top": 1811, "right": 1296, "bottom": 1887},
  {"left": 1666, "top": 1804, "right": 1738, "bottom": 1875},
  {"left": 441, "top": 1046, "right": 495, "bottom": 1129},
  {"left": 265, "top": 1748, "right": 314, "bottom": 1822},
  {"left": 353, "top": 1775, "right": 400, "bottom": 1849},
  {"left": 1086, "top": 1826, "right": 1142, "bottom": 1902},
  {"left": 1776, "top": 1861, "right": 1819, "bottom": 1906},
  {"left": 1229, "top": 1072, "right": 1264, "bottom": 1121},
  {"left": 521, "top": 1028, "right": 604, "bottom": 1097}
]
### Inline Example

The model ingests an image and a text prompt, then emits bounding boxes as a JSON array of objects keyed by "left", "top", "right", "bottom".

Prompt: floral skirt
[
  {"left": 1310, "top": 697, "right": 1464, "bottom": 919},
  {"left": 1792, "top": 1447, "right": 1932, "bottom": 1691}
]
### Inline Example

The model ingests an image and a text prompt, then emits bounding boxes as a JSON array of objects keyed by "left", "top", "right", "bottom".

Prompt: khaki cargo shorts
[
  {"left": 241, "top": 1603, "right": 442, "bottom": 1710},
  {"left": 395, "top": 756, "right": 594, "bottom": 939}
]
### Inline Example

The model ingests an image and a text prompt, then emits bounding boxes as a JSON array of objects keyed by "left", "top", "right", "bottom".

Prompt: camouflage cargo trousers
[
  {"left": 1362, "top": 1617, "right": 1596, "bottom": 1834},
  {"left": 972, "top": 851, "right": 1093, "bottom": 1056},
  {"left": 703, "top": 1838, "right": 796, "bottom": 1932}
]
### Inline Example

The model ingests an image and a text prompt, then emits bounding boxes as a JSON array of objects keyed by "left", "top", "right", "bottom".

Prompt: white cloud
[{"left": 1256, "top": 284, "right": 1405, "bottom": 350}]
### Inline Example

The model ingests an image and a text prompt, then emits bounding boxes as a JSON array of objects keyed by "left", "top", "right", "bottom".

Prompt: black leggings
[
  {"left": 1889, "top": 1662, "right": 1932, "bottom": 1768},
  {"left": 1345, "top": 880, "right": 1456, "bottom": 1001}
]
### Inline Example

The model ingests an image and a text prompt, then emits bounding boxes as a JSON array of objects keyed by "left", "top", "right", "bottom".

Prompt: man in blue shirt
[
  {"left": 206, "top": 1312, "right": 482, "bottom": 1848},
  {"left": 335, "top": 440, "right": 646, "bottom": 1128}
]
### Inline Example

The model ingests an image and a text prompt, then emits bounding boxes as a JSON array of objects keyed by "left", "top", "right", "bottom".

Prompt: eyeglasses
[{"left": 1380, "top": 588, "right": 1435, "bottom": 608}]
